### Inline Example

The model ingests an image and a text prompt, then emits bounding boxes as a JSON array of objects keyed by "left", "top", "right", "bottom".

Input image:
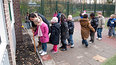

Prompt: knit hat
[
  {"left": 68, "top": 15, "right": 72, "bottom": 20},
  {"left": 51, "top": 17, "right": 58, "bottom": 23}
]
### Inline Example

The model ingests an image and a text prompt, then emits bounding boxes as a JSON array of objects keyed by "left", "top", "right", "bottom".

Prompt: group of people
[
  {"left": 79, "top": 12, "right": 105, "bottom": 47},
  {"left": 27, "top": 12, "right": 74, "bottom": 56},
  {"left": 25, "top": 11, "right": 116, "bottom": 56}
]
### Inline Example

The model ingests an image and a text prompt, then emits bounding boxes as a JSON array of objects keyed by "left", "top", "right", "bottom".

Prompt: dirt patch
[{"left": 16, "top": 31, "right": 41, "bottom": 65}]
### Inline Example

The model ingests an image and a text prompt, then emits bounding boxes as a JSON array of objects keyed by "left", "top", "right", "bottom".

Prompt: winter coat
[
  {"left": 53, "top": 13, "right": 57, "bottom": 17},
  {"left": 67, "top": 20, "right": 74, "bottom": 34},
  {"left": 50, "top": 23, "right": 61, "bottom": 45},
  {"left": 97, "top": 16, "right": 105, "bottom": 28},
  {"left": 61, "top": 21, "right": 69, "bottom": 40},
  {"left": 79, "top": 18, "right": 95, "bottom": 40},
  {"left": 107, "top": 18, "right": 116, "bottom": 27},
  {"left": 90, "top": 17, "right": 98, "bottom": 31},
  {"left": 34, "top": 22, "right": 49, "bottom": 43},
  {"left": 38, "top": 13, "right": 50, "bottom": 33}
]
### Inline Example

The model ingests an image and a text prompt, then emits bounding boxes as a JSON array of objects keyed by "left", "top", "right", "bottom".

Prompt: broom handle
[{"left": 32, "top": 29, "right": 37, "bottom": 53}]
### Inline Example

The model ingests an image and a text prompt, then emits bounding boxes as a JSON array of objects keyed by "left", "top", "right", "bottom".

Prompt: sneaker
[
  {"left": 98, "top": 38, "right": 102, "bottom": 40},
  {"left": 59, "top": 46, "right": 63, "bottom": 49},
  {"left": 89, "top": 41, "right": 92, "bottom": 44},
  {"left": 60, "top": 48, "right": 67, "bottom": 51},
  {"left": 40, "top": 51, "right": 47, "bottom": 56},
  {"left": 39, "top": 50, "right": 43, "bottom": 54},
  {"left": 70, "top": 44, "right": 74, "bottom": 48}
]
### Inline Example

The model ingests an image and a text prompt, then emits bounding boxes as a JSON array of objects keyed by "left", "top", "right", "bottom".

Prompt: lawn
[{"left": 101, "top": 55, "right": 116, "bottom": 65}]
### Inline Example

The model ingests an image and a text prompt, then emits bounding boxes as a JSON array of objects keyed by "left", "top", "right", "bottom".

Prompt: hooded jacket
[{"left": 79, "top": 18, "right": 95, "bottom": 40}]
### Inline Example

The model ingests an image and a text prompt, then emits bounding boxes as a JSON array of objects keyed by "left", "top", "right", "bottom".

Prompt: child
[
  {"left": 79, "top": 14, "right": 95, "bottom": 47},
  {"left": 59, "top": 14, "right": 69, "bottom": 51},
  {"left": 107, "top": 14, "right": 116, "bottom": 38},
  {"left": 67, "top": 15, "right": 74, "bottom": 48},
  {"left": 89, "top": 13, "right": 98, "bottom": 43},
  {"left": 96, "top": 12, "right": 105, "bottom": 40},
  {"left": 34, "top": 16, "right": 49, "bottom": 56},
  {"left": 53, "top": 11, "right": 58, "bottom": 17},
  {"left": 50, "top": 17, "right": 60, "bottom": 53}
]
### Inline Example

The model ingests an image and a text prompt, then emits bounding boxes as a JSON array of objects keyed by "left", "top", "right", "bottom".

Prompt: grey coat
[{"left": 97, "top": 16, "right": 105, "bottom": 28}]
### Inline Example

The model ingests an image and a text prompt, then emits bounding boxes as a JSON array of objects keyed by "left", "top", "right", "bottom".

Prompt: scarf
[{"left": 38, "top": 22, "right": 43, "bottom": 37}]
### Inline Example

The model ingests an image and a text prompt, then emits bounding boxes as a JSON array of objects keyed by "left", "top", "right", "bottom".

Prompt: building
[{"left": 0, "top": 0, "right": 22, "bottom": 65}]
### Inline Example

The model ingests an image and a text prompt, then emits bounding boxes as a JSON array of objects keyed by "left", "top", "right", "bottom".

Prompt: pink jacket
[
  {"left": 34, "top": 22, "right": 49, "bottom": 43},
  {"left": 53, "top": 13, "right": 57, "bottom": 17}
]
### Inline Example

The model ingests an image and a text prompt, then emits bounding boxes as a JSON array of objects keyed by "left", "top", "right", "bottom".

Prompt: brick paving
[{"left": 47, "top": 22, "right": 116, "bottom": 65}]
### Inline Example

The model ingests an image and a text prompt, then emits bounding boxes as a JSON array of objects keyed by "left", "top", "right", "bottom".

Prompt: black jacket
[
  {"left": 50, "top": 23, "right": 61, "bottom": 45},
  {"left": 90, "top": 17, "right": 98, "bottom": 31},
  {"left": 61, "top": 22, "right": 69, "bottom": 40},
  {"left": 67, "top": 20, "right": 74, "bottom": 34}
]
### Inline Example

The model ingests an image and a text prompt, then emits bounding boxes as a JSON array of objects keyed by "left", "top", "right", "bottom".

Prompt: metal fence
[{"left": 20, "top": 0, "right": 115, "bottom": 21}]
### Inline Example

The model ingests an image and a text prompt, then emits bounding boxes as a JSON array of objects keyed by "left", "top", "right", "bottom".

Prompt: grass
[{"left": 101, "top": 55, "right": 116, "bottom": 65}]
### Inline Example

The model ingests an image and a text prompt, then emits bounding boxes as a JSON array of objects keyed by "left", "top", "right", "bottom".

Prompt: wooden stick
[{"left": 32, "top": 29, "right": 37, "bottom": 53}]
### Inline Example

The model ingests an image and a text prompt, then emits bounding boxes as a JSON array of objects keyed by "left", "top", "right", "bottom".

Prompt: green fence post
[
  {"left": 56, "top": 0, "right": 58, "bottom": 11},
  {"left": 41, "top": 0, "right": 44, "bottom": 15},
  {"left": 67, "top": 1, "right": 69, "bottom": 17},
  {"left": 94, "top": 0, "right": 96, "bottom": 14},
  {"left": 103, "top": 4, "right": 105, "bottom": 16}
]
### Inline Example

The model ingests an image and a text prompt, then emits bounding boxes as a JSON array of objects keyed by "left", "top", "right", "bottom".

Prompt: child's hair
[
  {"left": 29, "top": 13, "right": 37, "bottom": 20},
  {"left": 61, "top": 14, "right": 67, "bottom": 22},
  {"left": 83, "top": 14, "right": 88, "bottom": 18},
  {"left": 90, "top": 13, "right": 95, "bottom": 17},
  {"left": 68, "top": 15, "right": 72, "bottom": 20},
  {"left": 51, "top": 17, "right": 58, "bottom": 23},
  {"left": 34, "top": 16, "right": 43, "bottom": 23},
  {"left": 97, "top": 11, "right": 102, "bottom": 15}
]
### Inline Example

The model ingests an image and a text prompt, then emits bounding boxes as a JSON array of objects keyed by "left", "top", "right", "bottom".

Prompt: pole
[
  {"left": 56, "top": 0, "right": 58, "bottom": 11},
  {"left": 41, "top": 0, "right": 44, "bottom": 15},
  {"left": 67, "top": 0, "right": 69, "bottom": 17},
  {"left": 94, "top": 0, "right": 96, "bottom": 14}
]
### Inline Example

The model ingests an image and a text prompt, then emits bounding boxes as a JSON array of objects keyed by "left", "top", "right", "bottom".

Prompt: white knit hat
[
  {"left": 68, "top": 15, "right": 72, "bottom": 20},
  {"left": 51, "top": 17, "right": 58, "bottom": 23}
]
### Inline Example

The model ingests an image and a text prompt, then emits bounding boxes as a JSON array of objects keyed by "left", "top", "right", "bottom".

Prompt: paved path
[{"left": 47, "top": 22, "right": 116, "bottom": 65}]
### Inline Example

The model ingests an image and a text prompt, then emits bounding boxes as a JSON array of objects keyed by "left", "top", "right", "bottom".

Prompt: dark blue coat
[
  {"left": 90, "top": 17, "right": 98, "bottom": 31},
  {"left": 67, "top": 20, "right": 74, "bottom": 34},
  {"left": 107, "top": 18, "right": 116, "bottom": 27},
  {"left": 50, "top": 23, "right": 61, "bottom": 45}
]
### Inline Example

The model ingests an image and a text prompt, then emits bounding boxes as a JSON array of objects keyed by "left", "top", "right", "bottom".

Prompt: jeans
[
  {"left": 90, "top": 31, "right": 95, "bottom": 43},
  {"left": 82, "top": 39, "right": 88, "bottom": 46},
  {"left": 42, "top": 43, "right": 47, "bottom": 52},
  {"left": 108, "top": 27, "right": 115, "bottom": 36},
  {"left": 97, "top": 28, "right": 103, "bottom": 38},
  {"left": 68, "top": 34, "right": 74, "bottom": 45}
]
